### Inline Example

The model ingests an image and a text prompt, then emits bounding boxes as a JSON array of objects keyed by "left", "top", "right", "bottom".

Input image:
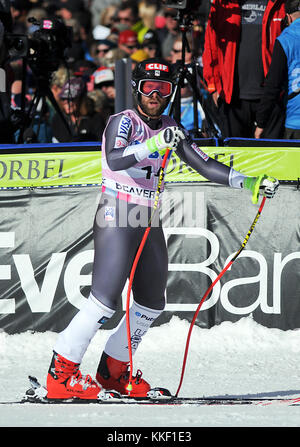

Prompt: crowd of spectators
[
  {"left": 0, "top": 0, "right": 299, "bottom": 144},
  {"left": 0, "top": 0, "right": 209, "bottom": 143}
]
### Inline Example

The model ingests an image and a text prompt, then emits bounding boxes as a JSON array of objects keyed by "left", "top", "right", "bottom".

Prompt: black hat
[
  {"left": 95, "top": 39, "right": 117, "bottom": 50},
  {"left": 285, "top": 0, "right": 300, "bottom": 14},
  {"left": 141, "top": 30, "right": 159, "bottom": 47}
]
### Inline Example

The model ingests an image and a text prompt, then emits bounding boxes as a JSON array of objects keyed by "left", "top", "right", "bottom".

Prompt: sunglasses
[
  {"left": 138, "top": 79, "right": 172, "bottom": 98},
  {"left": 125, "top": 44, "right": 138, "bottom": 49},
  {"left": 96, "top": 48, "right": 110, "bottom": 54},
  {"left": 143, "top": 45, "right": 157, "bottom": 51},
  {"left": 171, "top": 48, "right": 182, "bottom": 53},
  {"left": 99, "top": 81, "right": 114, "bottom": 88},
  {"left": 116, "top": 17, "right": 132, "bottom": 23}
]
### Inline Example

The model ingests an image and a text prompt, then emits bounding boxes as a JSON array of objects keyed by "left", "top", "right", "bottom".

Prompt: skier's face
[{"left": 138, "top": 91, "right": 168, "bottom": 118}]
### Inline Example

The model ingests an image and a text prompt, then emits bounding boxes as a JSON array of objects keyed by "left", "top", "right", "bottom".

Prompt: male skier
[{"left": 46, "top": 58, "right": 279, "bottom": 400}]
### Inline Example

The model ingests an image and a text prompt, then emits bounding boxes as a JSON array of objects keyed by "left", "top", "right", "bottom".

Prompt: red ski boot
[
  {"left": 96, "top": 352, "right": 151, "bottom": 397},
  {"left": 47, "top": 351, "right": 102, "bottom": 400}
]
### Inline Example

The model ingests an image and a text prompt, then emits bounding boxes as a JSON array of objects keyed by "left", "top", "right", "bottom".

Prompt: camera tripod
[
  {"left": 17, "top": 60, "right": 73, "bottom": 143},
  {"left": 168, "top": 10, "right": 220, "bottom": 138}
]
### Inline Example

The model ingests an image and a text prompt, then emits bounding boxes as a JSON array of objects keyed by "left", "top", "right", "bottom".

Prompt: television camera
[
  {"left": 5, "top": 17, "right": 72, "bottom": 78},
  {"left": 4, "top": 17, "right": 73, "bottom": 142}
]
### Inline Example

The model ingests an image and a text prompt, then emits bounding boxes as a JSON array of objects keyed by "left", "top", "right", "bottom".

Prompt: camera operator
[{"left": 51, "top": 76, "right": 106, "bottom": 143}]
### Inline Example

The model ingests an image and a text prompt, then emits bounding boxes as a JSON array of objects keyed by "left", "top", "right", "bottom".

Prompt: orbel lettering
[{"left": 0, "top": 159, "right": 70, "bottom": 181}]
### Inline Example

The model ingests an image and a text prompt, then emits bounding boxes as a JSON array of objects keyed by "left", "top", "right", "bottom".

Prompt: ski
[
  {"left": 3, "top": 396, "right": 300, "bottom": 406},
  {"left": 1, "top": 376, "right": 300, "bottom": 406}
]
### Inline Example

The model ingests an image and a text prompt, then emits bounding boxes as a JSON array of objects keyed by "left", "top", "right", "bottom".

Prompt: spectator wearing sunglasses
[
  {"left": 115, "top": 0, "right": 139, "bottom": 28},
  {"left": 170, "top": 35, "right": 193, "bottom": 65},
  {"left": 93, "top": 66, "right": 116, "bottom": 118},
  {"left": 114, "top": 0, "right": 149, "bottom": 44},
  {"left": 93, "top": 67, "right": 116, "bottom": 100},
  {"left": 156, "top": 7, "right": 179, "bottom": 60},
  {"left": 92, "top": 39, "right": 117, "bottom": 66}
]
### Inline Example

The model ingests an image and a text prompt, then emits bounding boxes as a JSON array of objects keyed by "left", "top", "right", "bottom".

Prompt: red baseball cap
[{"left": 118, "top": 30, "right": 138, "bottom": 46}]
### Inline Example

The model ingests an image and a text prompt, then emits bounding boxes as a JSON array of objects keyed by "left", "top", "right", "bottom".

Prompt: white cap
[
  {"left": 92, "top": 25, "right": 111, "bottom": 40},
  {"left": 93, "top": 67, "right": 114, "bottom": 85}
]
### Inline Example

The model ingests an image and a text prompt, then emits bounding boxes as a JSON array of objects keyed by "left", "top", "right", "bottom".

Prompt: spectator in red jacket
[{"left": 202, "top": 0, "right": 285, "bottom": 139}]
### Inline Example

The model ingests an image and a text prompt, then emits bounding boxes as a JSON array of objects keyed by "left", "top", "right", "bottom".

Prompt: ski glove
[
  {"left": 146, "top": 126, "right": 185, "bottom": 156},
  {"left": 243, "top": 175, "right": 279, "bottom": 204}
]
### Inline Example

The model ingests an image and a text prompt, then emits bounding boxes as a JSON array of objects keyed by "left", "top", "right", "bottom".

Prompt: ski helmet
[{"left": 131, "top": 57, "right": 174, "bottom": 111}]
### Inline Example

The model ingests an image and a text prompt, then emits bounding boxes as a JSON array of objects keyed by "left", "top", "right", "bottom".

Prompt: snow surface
[{"left": 1, "top": 315, "right": 300, "bottom": 429}]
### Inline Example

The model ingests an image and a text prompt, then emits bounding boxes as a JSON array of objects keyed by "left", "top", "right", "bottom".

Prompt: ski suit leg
[
  {"left": 132, "top": 224, "right": 168, "bottom": 310},
  {"left": 91, "top": 194, "right": 168, "bottom": 311},
  {"left": 103, "top": 225, "right": 168, "bottom": 361}
]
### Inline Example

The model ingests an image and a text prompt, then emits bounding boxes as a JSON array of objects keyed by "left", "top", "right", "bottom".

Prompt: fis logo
[{"left": 104, "top": 206, "right": 115, "bottom": 221}]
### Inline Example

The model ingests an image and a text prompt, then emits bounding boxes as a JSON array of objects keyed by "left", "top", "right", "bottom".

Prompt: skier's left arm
[{"left": 176, "top": 134, "right": 279, "bottom": 204}]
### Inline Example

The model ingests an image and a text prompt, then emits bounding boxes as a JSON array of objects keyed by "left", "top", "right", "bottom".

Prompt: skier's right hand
[{"left": 146, "top": 126, "right": 185, "bottom": 156}]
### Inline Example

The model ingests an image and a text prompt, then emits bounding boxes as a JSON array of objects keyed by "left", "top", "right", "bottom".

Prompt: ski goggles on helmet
[{"left": 137, "top": 79, "right": 173, "bottom": 98}]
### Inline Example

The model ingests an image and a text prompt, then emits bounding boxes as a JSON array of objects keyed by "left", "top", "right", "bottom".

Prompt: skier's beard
[{"left": 138, "top": 95, "right": 168, "bottom": 119}]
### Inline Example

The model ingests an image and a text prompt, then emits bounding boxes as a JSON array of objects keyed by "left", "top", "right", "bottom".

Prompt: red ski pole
[{"left": 175, "top": 196, "right": 267, "bottom": 397}]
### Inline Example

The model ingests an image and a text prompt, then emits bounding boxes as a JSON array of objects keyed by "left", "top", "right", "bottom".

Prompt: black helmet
[
  {"left": 132, "top": 58, "right": 173, "bottom": 84},
  {"left": 131, "top": 58, "right": 174, "bottom": 111}
]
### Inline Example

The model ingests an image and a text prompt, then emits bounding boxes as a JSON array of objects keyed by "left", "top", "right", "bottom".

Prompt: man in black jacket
[{"left": 255, "top": 0, "right": 300, "bottom": 139}]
